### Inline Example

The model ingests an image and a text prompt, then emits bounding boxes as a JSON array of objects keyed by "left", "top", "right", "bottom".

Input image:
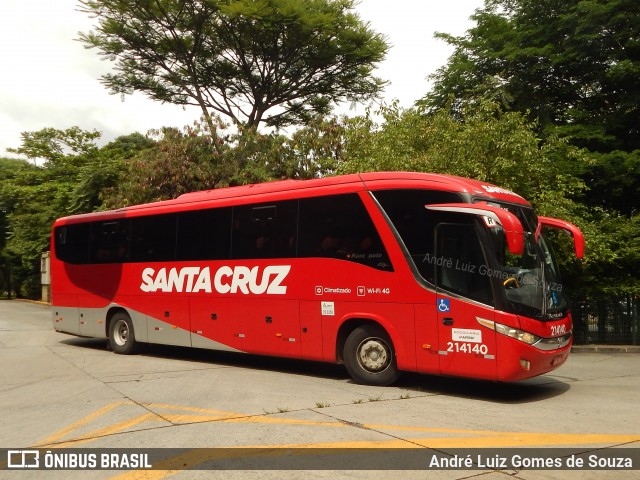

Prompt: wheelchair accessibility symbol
[{"left": 437, "top": 298, "right": 451, "bottom": 312}]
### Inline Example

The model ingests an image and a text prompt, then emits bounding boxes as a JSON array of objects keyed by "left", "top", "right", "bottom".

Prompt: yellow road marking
[
  {"left": 36, "top": 401, "right": 132, "bottom": 447},
  {"left": 141, "top": 403, "right": 238, "bottom": 416},
  {"left": 160, "top": 413, "right": 345, "bottom": 427},
  {"left": 42, "top": 412, "right": 161, "bottom": 448},
  {"left": 34, "top": 401, "right": 344, "bottom": 448},
  {"left": 32, "top": 401, "right": 640, "bottom": 480}
]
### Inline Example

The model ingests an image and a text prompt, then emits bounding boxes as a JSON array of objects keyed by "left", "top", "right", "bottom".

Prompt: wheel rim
[
  {"left": 113, "top": 319, "right": 129, "bottom": 346},
  {"left": 357, "top": 337, "right": 391, "bottom": 373}
]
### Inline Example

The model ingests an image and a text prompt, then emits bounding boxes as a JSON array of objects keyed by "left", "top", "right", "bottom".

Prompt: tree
[
  {"left": 72, "top": 132, "right": 156, "bottom": 212},
  {"left": 419, "top": 1, "right": 640, "bottom": 214},
  {"left": 0, "top": 128, "right": 152, "bottom": 297},
  {"left": 1, "top": 129, "right": 101, "bottom": 296},
  {"left": 0, "top": 158, "right": 36, "bottom": 298},
  {"left": 7, "top": 126, "right": 101, "bottom": 162},
  {"left": 339, "top": 101, "right": 586, "bottom": 221},
  {"left": 78, "top": 0, "right": 388, "bottom": 130},
  {"left": 102, "top": 116, "right": 343, "bottom": 208},
  {"left": 421, "top": 0, "right": 640, "bottom": 153},
  {"left": 104, "top": 123, "right": 230, "bottom": 206}
]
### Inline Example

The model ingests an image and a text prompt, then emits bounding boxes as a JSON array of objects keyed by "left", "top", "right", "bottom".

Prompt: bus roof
[{"left": 54, "top": 172, "right": 530, "bottom": 225}]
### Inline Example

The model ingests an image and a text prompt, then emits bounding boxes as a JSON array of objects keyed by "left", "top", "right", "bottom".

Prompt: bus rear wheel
[
  {"left": 343, "top": 325, "right": 400, "bottom": 386},
  {"left": 109, "top": 312, "right": 137, "bottom": 355}
]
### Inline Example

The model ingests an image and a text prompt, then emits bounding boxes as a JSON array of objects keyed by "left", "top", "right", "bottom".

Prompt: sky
[{"left": 0, "top": 0, "right": 484, "bottom": 157}]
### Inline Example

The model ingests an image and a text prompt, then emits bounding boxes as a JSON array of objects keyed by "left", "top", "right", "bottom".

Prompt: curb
[
  {"left": 13, "top": 298, "right": 51, "bottom": 306},
  {"left": 571, "top": 345, "right": 640, "bottom": 353}
]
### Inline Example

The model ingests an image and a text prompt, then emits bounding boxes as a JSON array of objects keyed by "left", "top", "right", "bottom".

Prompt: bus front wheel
[
  {"left": 343, "top": 325, "right": 400, "bottom": 386},
  {"left": 109, "top": 312, "right": 137, "bottom": 355}
]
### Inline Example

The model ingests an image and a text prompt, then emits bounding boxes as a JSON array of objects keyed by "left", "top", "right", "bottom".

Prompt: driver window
[{"left": 435, "top": 223, "right": 493, "bottom": 306}]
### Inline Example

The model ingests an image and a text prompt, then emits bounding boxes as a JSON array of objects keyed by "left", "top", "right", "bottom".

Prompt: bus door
[{"left": 434, "top": 222, "right": 498, "bottom": 380}]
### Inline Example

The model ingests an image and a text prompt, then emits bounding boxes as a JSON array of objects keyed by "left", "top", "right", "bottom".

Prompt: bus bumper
[{"left": 496, "top": 334, "right": 572, "bottom": 382}]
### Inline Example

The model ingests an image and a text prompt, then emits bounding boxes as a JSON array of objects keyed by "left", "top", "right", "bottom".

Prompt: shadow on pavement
[{"left": 60, "top": 336, "right": 570, "bottom": 404}]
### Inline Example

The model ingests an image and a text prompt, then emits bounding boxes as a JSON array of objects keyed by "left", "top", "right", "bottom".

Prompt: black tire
[
  {"left": 108, "top": 312, "right": 137, "bottom": 355},
  {"left": 343, "top": 324, "right": 400, "bottom": 386}
]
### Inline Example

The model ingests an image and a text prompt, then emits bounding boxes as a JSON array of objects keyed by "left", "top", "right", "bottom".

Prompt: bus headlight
[{"left": 494, "top": 323, "right": 540, "bottom": 345}]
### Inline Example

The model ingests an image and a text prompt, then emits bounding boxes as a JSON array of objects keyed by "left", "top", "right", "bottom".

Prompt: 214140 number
[{"left": 447, "top": 342, "right": 489, "bottom": 355}]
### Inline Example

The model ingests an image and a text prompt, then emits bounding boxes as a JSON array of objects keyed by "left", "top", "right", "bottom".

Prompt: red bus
[{"left": 51, "top": 172, "right": 584, "bottom": 386}]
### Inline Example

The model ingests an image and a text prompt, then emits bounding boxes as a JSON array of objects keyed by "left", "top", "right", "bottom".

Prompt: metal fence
[{"left": 571, "top": 295, "right": 640, "bottom": 345}]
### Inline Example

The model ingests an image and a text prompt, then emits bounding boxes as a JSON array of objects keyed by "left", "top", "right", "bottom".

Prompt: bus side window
[
  {"left": 89, "top": 220, "right": 131, "bottom": 264},
  {"left": 176, "top": 207, "right": 232, "bottom": 261},
  {"left": 299, "top": 194, "right": 392, "bottom": 271},
  {"left": 130, "top": 214, "right": 177, "bottom": 262},
  {"left": 373, "top": 189, "right": 462, "bottom": 283},
  {"left": 435, "top": 223, "right": 493, "bottom": 306},
  {"left": 231, "top": 201, "right": 297, "bottom": 260},
  {"left": 54, "top": 223, "right": 90, "bottom": 264}
]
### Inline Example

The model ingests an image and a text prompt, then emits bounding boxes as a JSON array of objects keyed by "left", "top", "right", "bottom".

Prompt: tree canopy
[
  {"left": 0, "top": 129, "right": 152, "bottom": 298},
  {"left": 78, "top": 0, "right": 388, "bottom": 130},
  {"left": 421, "top": 0, "right": 640, "bottom": 153},
  {"left": 340, "top": 101, "right": 584, "bottom": 211}
]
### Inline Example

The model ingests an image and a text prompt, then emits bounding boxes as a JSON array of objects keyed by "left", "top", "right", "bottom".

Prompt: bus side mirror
[
  {"left": 426, "top": 203, "right": 524, "bottom": 255},
  {"left": 536, "top": 216, "right": 585, "bottom": 259}
]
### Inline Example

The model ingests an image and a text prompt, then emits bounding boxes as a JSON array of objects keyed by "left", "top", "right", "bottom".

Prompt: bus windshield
[
  {"left": 486, "top": 203, "right": 568, "bottom": 320},
  {"left": 373, "top": 189, "right": 570, "bottom": 321}
]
